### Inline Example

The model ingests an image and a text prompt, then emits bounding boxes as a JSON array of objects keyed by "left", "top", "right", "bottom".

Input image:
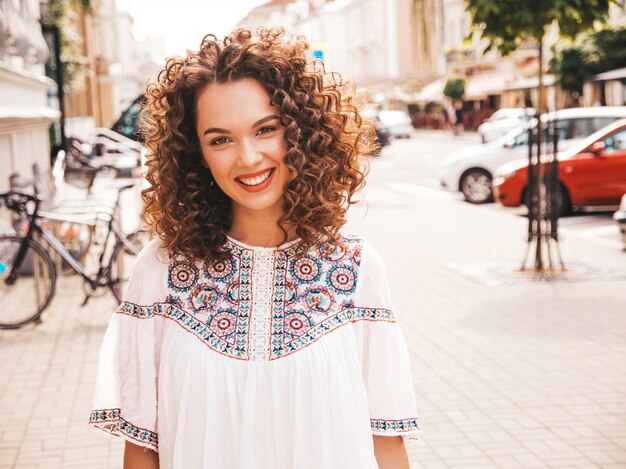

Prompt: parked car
[
  {"left": 492, "top": 118, "right": 626, "bottom": 216},
  {"left": 361, "top": 110, "right": 391, "bottom": 154},
  {"left": 613, "top": 194, "right": 626, "bottom": 249},
  {"left": 440, "top": 106, "right": 626, "bottom": 204},
  {"left": 111, "top": 95, "right": 146, "bottom": 142},
  {"left": 377, "top": 110, "right": 413, "bottom": 139},
  {"left": 478, "top": 107, "right": 536, "bottom": 143}
]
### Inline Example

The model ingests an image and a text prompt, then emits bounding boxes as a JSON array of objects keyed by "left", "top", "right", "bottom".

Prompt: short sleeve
[
  {"left": 354, "top": 239, "right": 422, "bottom": 442},
  {"left": 88, "top": 239, "right": 168, "bottom": 451}
]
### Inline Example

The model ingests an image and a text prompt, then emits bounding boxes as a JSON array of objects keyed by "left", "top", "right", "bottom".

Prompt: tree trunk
[{"left": 533, "top": 37, "right": 545, "bottom": 270}]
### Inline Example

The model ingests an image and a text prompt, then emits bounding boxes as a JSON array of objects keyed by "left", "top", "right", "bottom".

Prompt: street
[
  {"left": 362, "top": 131, "right": 623, "bottom": 252},
  {"left": 1, "top": 131, "right": 626, "bottom": 468}
]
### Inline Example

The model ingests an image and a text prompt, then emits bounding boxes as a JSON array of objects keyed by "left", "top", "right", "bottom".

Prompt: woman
[{"left": 90, "top": 27, "right": 421, "bottom": 469}]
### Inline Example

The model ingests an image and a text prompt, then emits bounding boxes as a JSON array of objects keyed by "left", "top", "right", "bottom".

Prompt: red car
[{"left": 493, "top": 119, "right": 626, "bottom": 214}]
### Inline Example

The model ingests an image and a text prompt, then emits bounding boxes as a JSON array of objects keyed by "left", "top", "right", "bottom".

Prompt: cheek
[{"left": 202, "top": 153, "right": 227, "bottom": 179}]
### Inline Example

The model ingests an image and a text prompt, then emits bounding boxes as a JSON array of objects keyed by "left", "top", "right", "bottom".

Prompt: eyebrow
[{"left": 202, "top": 114, "right": 280, "bottom": 137}]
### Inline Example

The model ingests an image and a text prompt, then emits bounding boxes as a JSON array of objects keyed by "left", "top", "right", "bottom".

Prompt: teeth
[{"left": 238, "top": 169, "right": 272, "bottom": 186}]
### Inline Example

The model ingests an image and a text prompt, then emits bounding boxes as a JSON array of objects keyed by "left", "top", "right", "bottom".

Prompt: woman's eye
[
  {"left": 257, "top": 126, "right": 276, "bottom": 136},
  {"left": 210, "top": 137, "right": 230, "bottom": 146}
]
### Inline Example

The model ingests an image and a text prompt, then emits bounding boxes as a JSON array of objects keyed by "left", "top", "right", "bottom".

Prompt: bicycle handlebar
[{"left": 0, "top": 191, "right": 42, "bottom": 216}]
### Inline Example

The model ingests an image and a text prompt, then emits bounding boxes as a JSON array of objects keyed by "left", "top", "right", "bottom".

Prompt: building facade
[
  {"left": 0, "top": 0, "right": 59, "bottom": 190},
  {"left": 241, "top": 0, "right": 444, "bottom": 106},
  {"left": 241, "top": 0, "right": 626, "bottom": 123},
  {"left": 64, "top": 0, "right": 165, "bottom": 136}
]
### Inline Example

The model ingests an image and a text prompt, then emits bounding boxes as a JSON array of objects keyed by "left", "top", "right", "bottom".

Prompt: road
[{"left": 362, "top": 132, "right": 624, "bottom": 252}]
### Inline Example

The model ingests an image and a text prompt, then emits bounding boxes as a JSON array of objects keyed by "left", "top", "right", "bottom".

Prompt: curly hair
[{"left": 141, "top": 27, "right": 375, "bottom": 261}]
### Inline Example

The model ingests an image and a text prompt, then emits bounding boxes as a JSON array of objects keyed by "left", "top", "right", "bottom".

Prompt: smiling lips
[{"left": 235, "top": 168, "right": 275, "bottom": 192}]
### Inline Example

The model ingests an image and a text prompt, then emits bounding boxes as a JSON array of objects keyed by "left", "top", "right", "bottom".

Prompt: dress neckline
[{"left": 226, "top": 234, "right": 302, "bottom": 252}]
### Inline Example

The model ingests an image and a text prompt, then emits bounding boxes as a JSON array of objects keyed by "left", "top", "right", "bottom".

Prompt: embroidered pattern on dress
[
  {"left": 117, "top": 236, "right": 395, "bottom": 361},
  {"left": 89, "top": 408, "right": 158, "bottom": 449},
  {"left": 370, "top": 418, "right": 421, "bottom": 434}
]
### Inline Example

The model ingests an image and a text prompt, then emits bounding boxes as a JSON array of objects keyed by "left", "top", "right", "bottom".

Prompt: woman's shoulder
[
  {"left": 336, "top": 234, "right": 381, "bottom": 263},
  {"left": 314, "top": 234, "right": 385, "bottom": 277},
  {"left": 130, "top": 237, "right": 171, "bottom": 281}
]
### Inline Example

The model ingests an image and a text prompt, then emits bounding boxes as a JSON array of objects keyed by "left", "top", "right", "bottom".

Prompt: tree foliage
[
  {"left": 549, "top": 46, "right": 588, "bottom": 96},
  {"left": 443, "top": 77, "right": 466, "bottom": 101},
  {"left": 41, "top": 0, "right": 92, "bottom": 94},
  {"left": 465, "top": 0, "right": 613, "bottom": 55},
  {"left": 551, "top": 27, "right": 626, "bottom": 96}
]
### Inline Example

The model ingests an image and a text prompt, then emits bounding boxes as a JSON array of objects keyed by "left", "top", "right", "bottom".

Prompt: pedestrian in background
[
  {"left": 89, "top": 27, "right": 421, "bottom": 469},
  {"left": 453, "top": 99, "right": 464, "bottom": 136}
]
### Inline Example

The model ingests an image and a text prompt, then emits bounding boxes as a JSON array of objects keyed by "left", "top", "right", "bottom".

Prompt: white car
[
  {"left": 440, "top": 106, "right": 626, "bottom": 204},
  {"left": 478, "top": 108, "right": 536, "bottom": 143},
  {"left": 378, "top": 110, "right": 413, "bottom": 139}
]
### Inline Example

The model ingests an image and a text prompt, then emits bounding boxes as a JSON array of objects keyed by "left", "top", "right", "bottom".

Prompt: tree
[
  {"left": 551, "top": 27, "right": 626, "bottom": 100},
  {"left": 41, "top": 0, "right": 92, "bottom": 95},
  {"left": 443, "top": 77, "right": 466, "bottom": 101},
  {"left": 465, "top": 0, "right": 613, "bottom": 271},
  {"left": 550, "top": 45, "right": 590, "bottom": 98}
]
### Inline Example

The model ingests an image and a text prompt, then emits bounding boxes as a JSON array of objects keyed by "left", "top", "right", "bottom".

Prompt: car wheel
[{"left": 460, "top": 169, "right": 493, "bottom": 204}]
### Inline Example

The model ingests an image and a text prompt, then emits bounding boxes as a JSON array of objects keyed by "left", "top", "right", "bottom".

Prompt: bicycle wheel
[
  {"left": 0, "top": 235, "right": 57, "bottom": 329},
  {"left": 108, "top": 230, "right": 151, "bottom": 303}
]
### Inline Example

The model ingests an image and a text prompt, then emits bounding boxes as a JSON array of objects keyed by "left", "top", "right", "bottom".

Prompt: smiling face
[{"left": 196, "top": 78, "right": 289, "bottom": 225}]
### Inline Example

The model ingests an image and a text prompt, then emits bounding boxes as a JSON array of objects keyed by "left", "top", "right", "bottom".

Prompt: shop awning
[
  {"left": 414, "top": 78, "right": 445, "bottom": 102},
  {"left": 588, "top": 67, "right": 626, "bottom": 82},
  {"left": 465, "top": 72, "right": 515, "bottom": 100},
  {"left": 504, "top": 74, "right": 555, "bottom": 91}
]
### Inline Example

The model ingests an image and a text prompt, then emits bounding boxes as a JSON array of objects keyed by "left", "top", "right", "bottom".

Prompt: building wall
[
  {"left": 293, "top": 0, "right": 444, "bottom": 93},
  {"left": 241, "top": 0, "right": 625, "bottom": 112},
  {"left": 408, "top": 0, "right": 442, "bottom": 80},
  {"left": 64, "top": 0, "right": 165, "bottom": 133},
  {"left": 0, "top": 0, "right": 58, "bottom": 189}
]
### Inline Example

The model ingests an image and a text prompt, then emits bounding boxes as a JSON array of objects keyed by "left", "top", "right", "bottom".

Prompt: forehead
[{"left": 195, "top": 78, "right": 276, "bottom": 129}]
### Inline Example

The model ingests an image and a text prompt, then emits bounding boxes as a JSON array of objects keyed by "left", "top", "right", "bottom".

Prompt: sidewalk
[
  {"left": 1, "top": 168, "right": 626, "bottom": 468},
  {"left": 351, "top": 170, "right": 626, "bottom": 468}
]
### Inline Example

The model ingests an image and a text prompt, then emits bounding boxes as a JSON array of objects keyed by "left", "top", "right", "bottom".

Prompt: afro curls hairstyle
[{"left": 141, "top": 27, "right": 376, "bottom": 261}]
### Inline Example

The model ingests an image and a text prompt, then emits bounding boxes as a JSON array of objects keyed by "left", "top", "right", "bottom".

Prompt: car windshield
[
  {"left": 559, "top": 120, "right": 626, "bottom": 160},
  {"left": 496, "top": 113, "right": 584, "bottom": 147}
]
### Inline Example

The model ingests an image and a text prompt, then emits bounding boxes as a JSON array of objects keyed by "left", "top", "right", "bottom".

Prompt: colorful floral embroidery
[
  {"left": 169, "top": 262, "right": 198, "bottom": 291},
  {"left": 208, "top": 258, "right": 234, "bottom": 279},
  {"left": 190, "top": 285, "right": 218, "bottom": 311},
  {"left": 209, "top": 311, "right": 238, "bottom": 339},
  {"left": 284, "top": 312, "right": 314, "bottom": 338},
  {"left": 370, "top": 418, "right": 421, "bottom": 434},
  {"left": 319, "top": 240, "right": 345, "bottom": 261},
  {"left": 118, "top": 236, "right": 396, "bottom": 361},
  {"left": 306, "top": 288, "right": 332, "bottom": 312},
  {"left": 292, "top": 256, "right": 321, "bottom": 282},
  {"left": 329, "top": 265, "right": 356, "bottom": 292},
  {"left": 90, "top": 408, "right": 158, "bottom": 449}
]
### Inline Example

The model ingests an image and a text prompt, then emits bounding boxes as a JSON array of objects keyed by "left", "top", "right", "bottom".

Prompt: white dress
[{"left": 90, "top": 235, "right": 421, "bottom": 469}]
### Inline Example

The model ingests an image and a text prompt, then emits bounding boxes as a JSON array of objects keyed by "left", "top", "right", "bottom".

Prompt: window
[
  {"left": 513, "top": 130, "right": 528, "bottom": 147},
  {"left": 567, "top": 118, "right": 591, "bottom": 139},
  {"left": 602, "top": 128, "right": 626, "bottom": 152}
]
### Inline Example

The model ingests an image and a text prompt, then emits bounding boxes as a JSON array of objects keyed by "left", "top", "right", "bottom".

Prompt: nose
[{"left": 237, "top": 138, "right": 263, "bottom": 168}]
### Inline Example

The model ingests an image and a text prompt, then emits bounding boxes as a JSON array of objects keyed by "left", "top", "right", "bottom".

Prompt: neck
[{"left": 228, "top": 206, "right": 297, "bottom": 248}]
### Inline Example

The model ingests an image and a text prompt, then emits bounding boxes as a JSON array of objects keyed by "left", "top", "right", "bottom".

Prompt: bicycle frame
[{"left": 5, "top": 186, "right": 139, "bottom": 294}]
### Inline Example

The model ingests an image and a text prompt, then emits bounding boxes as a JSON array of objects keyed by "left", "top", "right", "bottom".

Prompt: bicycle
[{"left": 0, "top": 183, "right": 150, "bottom": 329}]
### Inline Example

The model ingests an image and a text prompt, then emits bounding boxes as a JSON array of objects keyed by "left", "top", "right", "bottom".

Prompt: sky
[{"left": 116, "top": 0, "right": 268, "bottom": 54}]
